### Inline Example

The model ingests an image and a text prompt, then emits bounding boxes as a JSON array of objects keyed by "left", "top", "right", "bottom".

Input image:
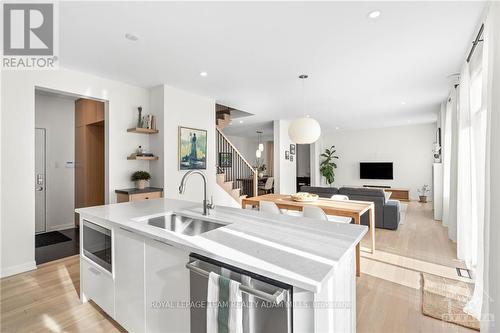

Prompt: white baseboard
[
  {"left": 1, "top": 261, "right": 37, "bottom": 278},
  {"left": 46, "top": 223, "right": 76, "bottom": 232}
]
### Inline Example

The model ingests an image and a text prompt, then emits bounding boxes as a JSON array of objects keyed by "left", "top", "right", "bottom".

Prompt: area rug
[
  {"left": 421, "top": 272, "right": 480, "bottom": 330},
  {"left": 35, "top": 231, "right": 72, "bottom": 248}
]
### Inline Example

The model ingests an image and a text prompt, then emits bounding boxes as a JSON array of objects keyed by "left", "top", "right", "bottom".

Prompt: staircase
[
  {"left": 216, "top": 105, "right": 231, "bottom": 130},
  {"left": 216, "top": 128, "right": 258, "bottom": 204}
]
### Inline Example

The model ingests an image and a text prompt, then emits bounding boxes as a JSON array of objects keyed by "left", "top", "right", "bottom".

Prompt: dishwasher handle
[{"left": 186, "top": 261, "right": 286, "bottom": 304}]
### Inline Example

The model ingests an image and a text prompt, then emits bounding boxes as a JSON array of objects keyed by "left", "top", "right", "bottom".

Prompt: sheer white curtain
[
  {"left": 481, "top": 2, "right": 500, "bottom": 328},
  {"left": 441, "top": 87, "right": 459, "bottom": 241},
  {"left": 468, "top": 1, "right": 500, "bottom": 323},
  {"left": 456, "top": 62, "right": 474, "bottom": 265}
]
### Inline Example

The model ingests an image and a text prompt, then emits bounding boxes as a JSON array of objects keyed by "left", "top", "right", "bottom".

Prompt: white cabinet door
[
  {"left": 114, "top": 228, "right": 145, "bottom": 332},
  {"left": 145, "top": 238, "right": 190, "bottom": 333}
]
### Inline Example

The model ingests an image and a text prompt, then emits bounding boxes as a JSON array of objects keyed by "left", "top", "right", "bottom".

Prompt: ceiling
[{"left": 59, "top": 1, "right": 486, "bottom": 132}]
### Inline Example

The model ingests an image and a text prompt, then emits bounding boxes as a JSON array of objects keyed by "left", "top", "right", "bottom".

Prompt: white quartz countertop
[{"left": 76, "top": 198, "right": 367, "bottom": 293}]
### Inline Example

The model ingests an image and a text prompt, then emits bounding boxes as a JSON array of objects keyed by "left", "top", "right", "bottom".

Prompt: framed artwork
[
  {"left": 290, "top": 144, "right": 296, "bottom": 155},
  {"left": 290, "top": 155, "right": 294, "bottom": 162},
  {"left": 219, "top": 152, "right": 232, "bottom": 168},
  {"left": 179, "top": 126, "right": 207, "bottom": 170},
  {"left": 285, "top": 151, "right": 290, "bottom": 160}
]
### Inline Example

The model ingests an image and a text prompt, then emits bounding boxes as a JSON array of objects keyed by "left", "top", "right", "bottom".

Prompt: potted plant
[
  {"left": 257, "top": 163, "right": 267, "bottom": 178},
  {"left": 418, "top": 185, "right": 431, "bottom": 203},
  {"left": 131, "top": 171, "right": 151, "bottom": 189},
  {"left": 320, "top": 146, "right": 339, "bottom": 186}
]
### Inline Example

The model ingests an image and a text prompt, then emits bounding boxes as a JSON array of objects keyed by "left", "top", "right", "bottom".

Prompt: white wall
[
  {"left": 225, "top": 135, "right": 272, "bottom": 169},
  {"left": 150, "top": 85, "right": 239, "bottom": 209},
  {"left": 319, "top": 123, "right": 436, "bottom": 200},
  {"left": 149, "top": 86, "right": 165, "bottom": 188},
  {"left": 1, "top": 68, "right": 150, "bottom": 277},
  {"left": 273, "top": 120, "right": 296, "bottom": 194},
  {"left": 35, "top": 94, "right": 75, "bottom": 231}
]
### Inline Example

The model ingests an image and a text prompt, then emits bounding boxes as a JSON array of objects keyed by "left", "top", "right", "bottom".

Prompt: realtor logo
[
  {"left": 3, "top": 3, "right": 53, "bottom": 55},
  {"left": 2, "top": 2, "right": 58, "bottom": 69}
]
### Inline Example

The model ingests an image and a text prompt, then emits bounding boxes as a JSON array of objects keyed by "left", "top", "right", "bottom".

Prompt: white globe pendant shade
[
  {"left": 256, "top": 149, "right": 262, "bottom": 158},
  {"left": 258, "top": 143, "right": 264, "bottom": 151},
  {"left": 288, "top": 117, "right": 321, "bottom": 144}
]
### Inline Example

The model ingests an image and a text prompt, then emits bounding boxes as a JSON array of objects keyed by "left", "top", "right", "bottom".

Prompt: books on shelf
[{"left": 142, "top": 114, "right": 156, "bottom": 130}]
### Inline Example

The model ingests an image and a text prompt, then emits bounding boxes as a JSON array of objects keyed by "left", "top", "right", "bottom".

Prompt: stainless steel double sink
[{"left": 145, "top": 214, "right": 225, "bottom": 236}]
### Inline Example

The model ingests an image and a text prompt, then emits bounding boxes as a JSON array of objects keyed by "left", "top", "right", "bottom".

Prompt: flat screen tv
[{"left": 360, "top": 162, "right": 393, "bottom": 180}]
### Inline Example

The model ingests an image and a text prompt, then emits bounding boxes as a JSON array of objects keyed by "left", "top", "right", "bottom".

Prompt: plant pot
[
  {"left": 419, "top": 195, "right": 428, "bottom": 203},
  {"left": 135, "top": 179, "right": 146, "bottom": 189}
]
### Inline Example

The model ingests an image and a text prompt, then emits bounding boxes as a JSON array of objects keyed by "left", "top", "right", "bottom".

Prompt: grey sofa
[{"left": 300, "top": 186, "right": 401, "bottom": 230}]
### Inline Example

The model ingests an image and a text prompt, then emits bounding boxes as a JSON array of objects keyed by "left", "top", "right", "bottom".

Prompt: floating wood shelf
[
  {"left": 127, "top": 155, "right": 159, "bottom": 161},
  {"left": 127, "top": 127, "right": 159, "bottom": 134}
]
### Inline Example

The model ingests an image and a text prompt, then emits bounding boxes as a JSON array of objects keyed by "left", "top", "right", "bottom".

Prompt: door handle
[{"left": 36, "top": 186, "right": 44, "bottom": 191}]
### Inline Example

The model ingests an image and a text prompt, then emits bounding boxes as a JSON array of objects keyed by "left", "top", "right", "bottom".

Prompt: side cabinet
[
  {"left": 145, "top": 238, "right": 191, "bottom": 333},
  {"left": 114, "top": 228, "right": 146, "bottom": 332}
]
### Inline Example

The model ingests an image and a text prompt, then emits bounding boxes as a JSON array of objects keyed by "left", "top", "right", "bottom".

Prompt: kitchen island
[{"left": 76, "top": 198, "right": 367, "bottom": 333}]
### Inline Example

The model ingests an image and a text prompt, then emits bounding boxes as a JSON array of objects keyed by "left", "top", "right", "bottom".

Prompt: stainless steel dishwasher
[{"left": 186, "top": 253, "right": 293, "bottom": 333}]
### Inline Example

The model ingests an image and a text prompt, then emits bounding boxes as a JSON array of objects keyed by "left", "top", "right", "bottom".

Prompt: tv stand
[{"left": 363, "top": 185, "right": 410, "bottom": 201}]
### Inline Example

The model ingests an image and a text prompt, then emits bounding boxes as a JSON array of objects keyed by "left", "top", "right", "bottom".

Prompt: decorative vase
[
  {"left": 419, "top": 195, "right": 427, "bottom": 203},
  {"left": 135, "top": 179, "right": 146, "bottom": 189},
  {"left": 259, "top": 172, "right": 264, "bottom": 178},
  {"left": 137, "top": 106, "right": 143, "bottom": 128}
]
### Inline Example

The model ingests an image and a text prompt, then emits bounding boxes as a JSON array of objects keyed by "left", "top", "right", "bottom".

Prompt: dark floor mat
[{"left": 35, "top": 231, "right": 72, "bottom": 248}]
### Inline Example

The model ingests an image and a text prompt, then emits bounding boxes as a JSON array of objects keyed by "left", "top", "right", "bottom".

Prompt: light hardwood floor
[
  {"left": 357, "top": 202, "right": 474, "bottom": 333},
  {"left": 0, "top": 202, "right": 473, "bottom": 332}
]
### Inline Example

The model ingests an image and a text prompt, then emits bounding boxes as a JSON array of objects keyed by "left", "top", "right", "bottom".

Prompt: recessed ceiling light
[
  {"left": 368, "top": 10, "right": 381, "bottom": 19},
  {"left": 239, "top": 120, "right": 244, "bottom": 124},
  {"left": 199, "top": 71, "right": 208, "bottom": 77},
  {"left": 306, "top": 114, "right": 310, "bottom": 118},
  {"left": 401, "top": 101, "right": 406, "bottom": 105},
  {"left": 335, "top": 126, "right": 340, "bottom": 130},
  {"left": 125, "top": 33, "right": 139, "bottom": 41}
]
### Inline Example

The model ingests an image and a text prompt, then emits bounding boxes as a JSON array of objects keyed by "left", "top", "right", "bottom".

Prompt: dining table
[{"left": 241, "top": 193, "right": 375, "bottom": 277}]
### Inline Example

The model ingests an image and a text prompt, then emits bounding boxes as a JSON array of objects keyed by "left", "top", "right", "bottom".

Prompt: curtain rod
[{"left": 466, "top": 23, "right": 484, "bottom": 63}]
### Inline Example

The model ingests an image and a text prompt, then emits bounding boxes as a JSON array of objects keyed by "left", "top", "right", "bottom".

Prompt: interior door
[{"left": 35, "top": 128, "right": 47, "bottom": 234}]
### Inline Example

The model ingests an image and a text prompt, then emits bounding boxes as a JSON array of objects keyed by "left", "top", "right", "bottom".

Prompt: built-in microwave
[{"left": 82, "top": 220, "right": 112, "bottom": 272}]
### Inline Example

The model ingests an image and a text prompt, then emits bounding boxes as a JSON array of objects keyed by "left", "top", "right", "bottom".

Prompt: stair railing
[{"left": 216, "top": 128, "right": 258, "bottom": 198}]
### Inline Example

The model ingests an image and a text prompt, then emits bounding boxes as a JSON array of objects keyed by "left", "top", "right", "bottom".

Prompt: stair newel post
[{"left": 253, "top": 169, "right": 258, "bottom": 198}]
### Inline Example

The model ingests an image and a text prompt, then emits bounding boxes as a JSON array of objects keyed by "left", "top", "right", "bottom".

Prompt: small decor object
[
  {"left": 291, "top": 192, "right": 319, "bottom": 202},
  {"left": 136, "top": 145, "right": 146, "bottom": 156},
  {"left": 137, "top": 106, "right": 143, "bottom": 128},
  {"left": 219, "top": 152, "right": 232, "bottom": 168},
  {"left": 257, "top": 163, "right": 267, "bottom": 178},
  {"left": 432, "top": 142, "right": 441, "bottom": 163},
  {"left": 290, "top": 144, "right": 296, "bottom": 155},
  {"left": 131, "top": 170, "right": 151, "bottom": 189},
  {"left": 290, "top": 155, "right": 294, "bottom": 162},
  {"left": 320, "top": 145, "right": 339, "bottom": 186},
  {"left": 179, "top": 126, "right": 207, "bottom": 170},
  {"left": 418, "top": 185, "right": 431, "bottom": 203},
  {"left": 285, "top": 151, "right": 290, "bottom": 160}
]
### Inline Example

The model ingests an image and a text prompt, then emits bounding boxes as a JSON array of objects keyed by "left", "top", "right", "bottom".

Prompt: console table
[{"left": 384, "top": 188, "right": 410, "bottom": 201}]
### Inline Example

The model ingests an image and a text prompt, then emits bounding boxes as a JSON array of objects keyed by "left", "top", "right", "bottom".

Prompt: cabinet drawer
[
  {"left": 81, "top": 258, "right": 114, "bottom": 316},
  {"left": 129, "top": 191, "right": 162, "bottom": 202}
]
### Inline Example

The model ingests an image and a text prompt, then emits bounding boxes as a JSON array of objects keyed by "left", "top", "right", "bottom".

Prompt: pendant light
[
  {"left": 288, "top": 75, "right": 321, "bottom": 144},
  {"left": 255, "top": 131, "right": 263, "bottom": 158}
]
